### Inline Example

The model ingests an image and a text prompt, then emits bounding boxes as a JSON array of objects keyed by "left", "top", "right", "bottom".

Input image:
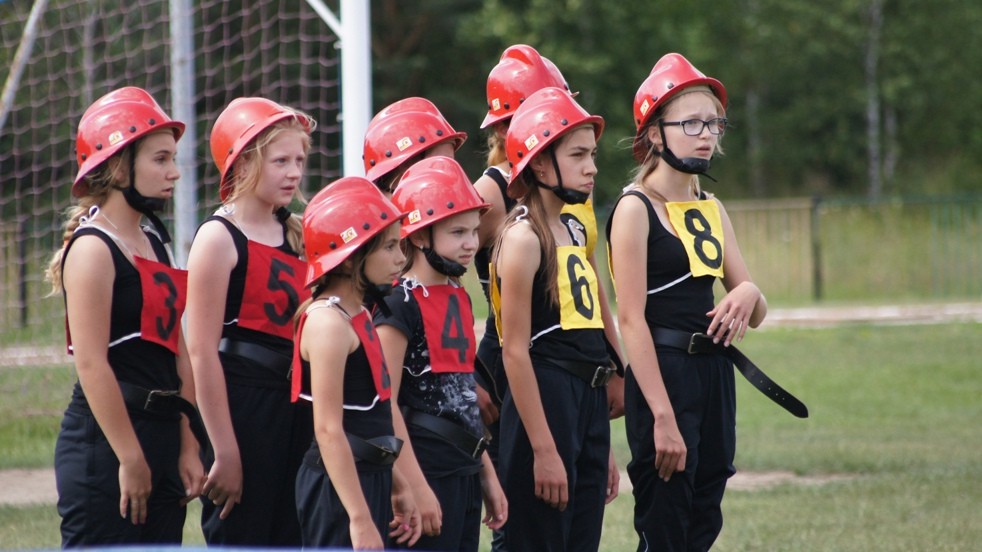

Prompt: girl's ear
[
  {"left": 529, "top": 153, "right": 548, "bottom": 174},
  {"left": 646, "top": 123, "right": 662, "bottom": 150}
]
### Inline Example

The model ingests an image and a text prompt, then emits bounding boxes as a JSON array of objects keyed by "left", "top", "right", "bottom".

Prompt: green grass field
[{"left": 1, "top": 321, "right": 980, "bottom": 550}]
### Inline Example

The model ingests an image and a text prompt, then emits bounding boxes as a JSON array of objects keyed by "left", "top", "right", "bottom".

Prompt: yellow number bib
[
  {"left": 560, "top": 199, "right": 597, "bottom": 257},
  {"left": 666, "top": 199, "right": 725, "bottom": 278},
  {"left": 556, "top": 245, "right": 604, "bottom": 330}
]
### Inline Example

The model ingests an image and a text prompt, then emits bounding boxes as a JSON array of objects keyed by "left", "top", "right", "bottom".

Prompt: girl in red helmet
[
  {"left": 374, "top": 156, "right": 508, "bottom": 551},
  {"left": 185, "top": 98, "right": 316, "bottom": 545},
  {"left": 490, "top": 87, "right": 615, "bottom": 552},
  {"left": 476, "top": 46, "right": 624, "bottom": 551},
  {"left": 363, "top": 97, "right": 467, "bottom": 194},
  {"left": 606, "top": 53, "right": 768, "bottom": 551},
  {"left": 47, "top": 87, "right": 206, "bottom": 546},
  {"left": 291, "top": 178, "right": 419, "bottom": 549}
]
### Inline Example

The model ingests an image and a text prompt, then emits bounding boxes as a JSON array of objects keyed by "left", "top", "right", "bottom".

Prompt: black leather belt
[
  {"left": 117, "top": 381, "right": 212, "bottom": 452},
  {"left": 405, "top": 409, "right": 489, "bottom": 459},
  {"left": 219, "top": 337, "right": 292, "bottom": 378},
  {"left": 651, "top": 327, "right": 809, "bottom": 418},
  {"left": 306, "top": 435, "right": 403, "bottom": 467},
  {"left": 547, "top": 358, "right": 616, "bottom": 388}
]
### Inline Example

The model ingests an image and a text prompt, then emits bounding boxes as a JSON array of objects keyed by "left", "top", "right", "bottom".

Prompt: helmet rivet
[
  {"left": 228, "top": 148, "right": 234, "bottom": 154},
  {"left": 504, "top": 102, "right": 511, "bottom": 109},
  {"left": 370, "top": 160, "right": 376, "bottom": 166},
  {"left": 666, "top": 83, "right": 674, "bottom": 90},
  {"left": 543, "top": 130, "right": 550, "bottom": 137},
  {"left": 516, "top": 151, "right": 523, "bottom": 158},
  {"left": 380, "top": 212, "right": 388, "bottom": 220},
  {"left": 426, "top": 208, "right": 434, "bottom": 215},
  {"left": 330, "top": 242, "right": 337, "bottom": 249},
  {"left": 148, "top": 118, "right": 156, "bottom": 125},
  {"left": 446, "top": 201, "right": 454, "bottom": 209},
  {"left": 560, "top": 119, "right": 568, "bottom": 126},
  {"left": 418, "top": 136, "right": 426, "bottom": 143},
  {"left": 385, "top": 151, "right": 392, "bottom": 157},
  {"left": 129, "top": 126, "right": 137, "bottom": 132},
  {"left": 96, "top": 144, "right": 103, "bottom": 150},
  {"left": 81, "top": 154, "right": 87, "bottom": 160},
  {"left": 435, "top": 130, "right": 444, "bottom": 137},
  {"left": 363, "top": 223, "right": 370, "bottom": 230},
  {"left": 508, "top": 162, "right": 514, "bottom": 167},
  {"left": 652, "top": 95, "right": 658, "bottom": 102}
]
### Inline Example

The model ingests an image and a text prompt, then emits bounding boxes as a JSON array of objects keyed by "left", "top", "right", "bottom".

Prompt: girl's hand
[
  {"left": 349, "top": 516, "right": 385, "bottom": 550},
  {"left": 476, "top": 385, "right": 500, "bottom": 426},
  {"left": 605, "top": 449, "right": 620, "bottom": 504},
  {"left": 201, "top": 451, "right": 243, "bottom": 520},
  {"left": 389, "top": 480, "right": 422, "bottom": 546},
  {"left": 178, "top": 441, "right": 206, "bottom": 507},
  {"left": 118, "top": 456, "right": 152, "bottom": 524},
  {"left": 533, "top": 448, "right": 568, "bottom": 511},
  {"left": 414, "top": 483, "right": 443, "bottom": 537},
  {"left": 653, "top": 416, "right": 687, "bottom": 482},
  {"left": 480, "top": 468, "right": 508, "bottom": 531},
  {"left": 706, "top": 281, "right": 762, "bottom": 346}
]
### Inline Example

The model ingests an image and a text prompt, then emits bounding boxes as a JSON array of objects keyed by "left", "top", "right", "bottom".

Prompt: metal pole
[
  {"left": 0, "top": 0, "right": 50, "bottom": 136},
  {"left": 340, "top": 0, "right": 372, "bottom": 177},
  {"left": 169, "top": 0, "right": 198, "bottom": 266}
]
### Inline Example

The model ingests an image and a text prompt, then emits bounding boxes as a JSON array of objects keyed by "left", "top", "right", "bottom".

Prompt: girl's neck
[
  {"left": 100, "top": 192, "right": 144, "bottom": 234},
  {"left": 539, "top": 188, "right": 566, "bottom": 218},
  {"left": 314, "top": 279, "right": 364, "bottom": 315},
  {"left": 228, "top": 193, "right": 276, "bottom": 224},
  {"left": 641, "top": 165, "right": 698, "bottom": 202},
  {"left": 406, "top": 252, "right": 450, "bottom": 286}
]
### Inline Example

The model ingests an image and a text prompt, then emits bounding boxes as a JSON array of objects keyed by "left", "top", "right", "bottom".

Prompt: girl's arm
[
  {"left": 706, "top": 199, "right": 767, "bottom": 346},
  {"left": 389, "top": 465, "right": 422, "bottom": 546},
  {"left": 474, "top": 172, "right": 508, "bottom": 250},
  {"left": 589, "top": 251, "right": 625, "bottom": 419},
  {"left": 184, "top": 220, "right": 241, "bottom": 518},
  {"left": 63, "top": 236, "right": 151, "bottom": 524},
  {"left": 478, "top": 450, "right": 507, "bottom": 530},
  {"left": 306, "top": 308, "right": 385, "bottom": 550},
  {"left": 497, "top": 223, "right": 568, "bottom": 511},
  {"left": 375, "top": 324, "right": 443, "bottom": 537},
  {"left": 175, "top": 328, "right": 205, "bottom": 505},
  {"left": 608, "top": 196, "right": 686, "bottom": 482}
]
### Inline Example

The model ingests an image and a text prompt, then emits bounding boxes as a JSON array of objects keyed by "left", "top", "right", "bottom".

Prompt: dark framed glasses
[{"left": 659, "top": 117, "right": 727, "bottom": 136}]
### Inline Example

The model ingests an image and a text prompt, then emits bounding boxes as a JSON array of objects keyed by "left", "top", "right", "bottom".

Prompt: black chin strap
[
  {"left": 532, "top": 150, "right": 590, "bottom": 205},
  {"left": 419, "top": 227, "right": 467, "bottom": 277},
  {"left": 362, "top": 268, "right": 394, "bottom": 316},
  {"left": 656, "top": 123, "right": 717, "bottom": 182},
  {"left": 122, "top": 145, "right": 172, "bottom": 244}
]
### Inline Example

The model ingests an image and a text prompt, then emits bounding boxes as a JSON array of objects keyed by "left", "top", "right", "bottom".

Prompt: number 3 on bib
[{"left": 666, "top": 199, "right": 725, "bottom": 278}]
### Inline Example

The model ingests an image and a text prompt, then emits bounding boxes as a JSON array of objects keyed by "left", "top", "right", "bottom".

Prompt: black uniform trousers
[
  {"left": 499, "top": 364, "right": 610, "bottom": 552},
  {"left": 476, "top": 333, "right": 507, "bottom": 552},
  {"left": 55, "top": 407, "right": 186, "bottom": 547},
  {"left": 295, "top": 444, "right": 393, "bottom": 548},
  {"left": 625, "top": 348, "right": 736, "bottom": 552},
  {"left": 200, "top": 380, "right": 313, "bottom": 546}
]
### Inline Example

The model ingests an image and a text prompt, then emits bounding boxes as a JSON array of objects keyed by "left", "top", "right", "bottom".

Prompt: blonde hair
[
  {"left": 492, "top": 167, "right": 559, "bottom": 308},
  {"left": 484, "top": 122, "right": 508, "bottom": 167},
  {"left": 629, "top": 88, "right": 725, "bottom": 196},
  {"left": 45, "top": 151, "right": 130, "bottom": 294},
  {"left": 224, "top": 114, "right": 313, "bottom": 255}
]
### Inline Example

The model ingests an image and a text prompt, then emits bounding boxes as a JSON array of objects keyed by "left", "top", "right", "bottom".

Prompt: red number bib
[
  {"left": 413, "top": 285, "right": 476, "bottom": 374},
  {"left": 239, "top": 241, "right": 310, "bottom": 340},
  {"left": 134, "top": 256, "right": 188, "bottom": 354}
]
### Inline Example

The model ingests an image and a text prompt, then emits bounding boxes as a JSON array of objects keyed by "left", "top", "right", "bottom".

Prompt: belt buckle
[
  {"left": 144, "top": 389, "right": 178, "bottom": 410},
  {"left": 591, "top": 366, "right": 613, "bottom": 388},
  {"left": 472, "top": 436, "right": 490, "bottom": 459},
  {"left": 688, "top": 333, "right": 709, "bottom": 354}
]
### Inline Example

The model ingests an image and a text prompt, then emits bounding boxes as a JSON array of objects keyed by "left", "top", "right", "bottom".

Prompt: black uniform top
[
  {"left": 474, "top": 166, "right": 515, "bottom": 344},
  {"left": 205, "top": 215, "right": 304, "bottom": 384},
  {"left": 63, "top": 226, "right": 180, "bottom": 414},
  {"left": 606, "top": 190, "right": 716, "bottom": 334},
  {"left": 375, "top": 279, "right": 484, "bottom": 478}
]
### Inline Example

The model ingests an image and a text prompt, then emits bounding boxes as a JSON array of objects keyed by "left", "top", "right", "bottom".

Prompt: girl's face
[
  {"left": 533, "top": 125, "right": 598, "bottom": 196},
  {"left": 363, "top": 224, "right": 406, "bottom": 285},
  {"left": 132, "top": 130, "right": 180, "bottom": 199},
  {"left": 422, "top": 210, "right": 481, "bottom": 267},
  {"left": 256, "top": 130, "right": 306, "bottom": 207},
  {"left": 648, "top": 91, "right": 721, "bottom": 161}
]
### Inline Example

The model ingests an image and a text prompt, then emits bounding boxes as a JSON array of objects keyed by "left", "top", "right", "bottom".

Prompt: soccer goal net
[{"left": 0, "top": 0, "right": 341, "bottom": 363}]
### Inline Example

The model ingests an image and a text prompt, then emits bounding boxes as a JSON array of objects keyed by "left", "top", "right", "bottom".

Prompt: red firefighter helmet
[
  {"left": 302, "top": 177, "right": 405, "bottom": 287},
  {"left": 632, "top": 53, "right": 727, "bottom": 161},
  {"left": 480, "top": 44, "right": 571, "bottom": 129},
  {"left": 73, "top": 87, "right": 185, "bottom": 197},
  {"left": 210, "top": 97, "right": 315, "bottom": 201},
  {"left": 505, "top": 87, "right": 604, "bottom": 193},
  {"left": 362, "top": 97, "right": 467, "bottom": 184},
  {"left": 390, "top": 156, "right": 490, "bottom": 239}
]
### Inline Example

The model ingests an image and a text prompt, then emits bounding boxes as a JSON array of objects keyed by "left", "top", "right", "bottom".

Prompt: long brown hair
[
  {"left": 224, "top": 115, "right": 312, "bottom": 255},
  {"left": 492, "top": 165, "right": 559, "bottom": 308},
  {"left": 484, "top": 122, "right": 508, "bottom": 167},
  {"left": 45, "top": 149, "right": 131, "bottom": 294}
]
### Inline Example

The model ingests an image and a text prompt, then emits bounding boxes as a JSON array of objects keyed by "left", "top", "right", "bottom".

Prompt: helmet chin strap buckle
[{"left": 422, "top": 246, "right": 467, "bottom": 277}]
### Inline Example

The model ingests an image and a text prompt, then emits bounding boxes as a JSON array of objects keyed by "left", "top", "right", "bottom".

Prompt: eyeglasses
[{"left": 659, "top": 118, "right": 727, "bottom": 136}]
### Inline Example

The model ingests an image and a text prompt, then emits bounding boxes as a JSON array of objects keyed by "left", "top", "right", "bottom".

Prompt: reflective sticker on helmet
[
  {"left": 640, "top": 98, "right": 651, "bottom": 117},
  {"left": 108, "top": 130, "right": 124, "bottom": 146},
  {"left": 396, "top": 136, "right": 413, "bottom": 151},
  {"left": 491, "top": 98, "right": 501, "bottom": 112},
  {"left": 341, "top": 227, "right": 358, "bottom": 243},
  {"left": 408, "top": 210, "right": 422, "bottom": 224},
  {"left": 524, "top": 134, "right": 539, "bottom": 151}
]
